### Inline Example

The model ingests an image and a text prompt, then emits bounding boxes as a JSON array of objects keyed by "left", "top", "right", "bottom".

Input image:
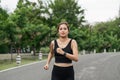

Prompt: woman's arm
[
  {"left": 65, "top": 39, "right": 78, "bottom": 62},
  {"left": 44, "top": 41, "right": 54, "bottom": 70}
]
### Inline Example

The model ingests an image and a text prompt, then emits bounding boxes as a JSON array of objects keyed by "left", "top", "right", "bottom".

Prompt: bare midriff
[{"left": 54, "top": 62, "right": 73, "bottom": 67}]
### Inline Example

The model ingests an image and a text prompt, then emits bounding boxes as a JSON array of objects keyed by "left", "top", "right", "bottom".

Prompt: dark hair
[{"left": 57, "top": 22, "right": 69, "bottom": 31}]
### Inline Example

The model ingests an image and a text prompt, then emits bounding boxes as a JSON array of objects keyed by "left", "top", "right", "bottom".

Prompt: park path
[{"left": 0, "top": 53, "right": 120, "bottom": 80}]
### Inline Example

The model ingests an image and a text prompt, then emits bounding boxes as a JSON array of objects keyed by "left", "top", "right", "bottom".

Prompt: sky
[{"left": 0, "top": 0, "right": 120, "bottom": 24}]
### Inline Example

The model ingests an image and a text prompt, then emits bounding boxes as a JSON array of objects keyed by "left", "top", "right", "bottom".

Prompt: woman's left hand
[{"left": 56, "top": 48, "right": 64, "bottom": 55}]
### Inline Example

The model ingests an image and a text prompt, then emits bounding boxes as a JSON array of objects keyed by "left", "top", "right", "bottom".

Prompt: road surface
[{"left": 0, "top": 53, "right": 120, "bottom": 80}]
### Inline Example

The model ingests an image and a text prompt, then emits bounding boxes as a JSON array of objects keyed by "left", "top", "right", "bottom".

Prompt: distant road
[{"left": 0, "top": 53, "right": 120, "bottom": 80}]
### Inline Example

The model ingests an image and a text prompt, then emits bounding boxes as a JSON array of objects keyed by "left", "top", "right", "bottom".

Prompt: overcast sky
[{"left": 0, "top": 0, "right": 120, "bottom": 24}]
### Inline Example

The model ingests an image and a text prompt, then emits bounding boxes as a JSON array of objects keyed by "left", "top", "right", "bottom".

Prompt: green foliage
[
  {"left": 40, "top": 47, "right": 49, "bottom": 53},
  {"left": 93, "top": 18, "right": 120, "bottom": 52},
  {"left": 0, "top": 7, "right": 9, "bottom": 45},
  {"left": 49, "top": 0, "right": 85, "bottom": 27},
  {"left": 0, "top": 44, "right": 9, "bottom": 53},
  {"left": 0, "top": 0, "right": 120, "bottom": 53}
]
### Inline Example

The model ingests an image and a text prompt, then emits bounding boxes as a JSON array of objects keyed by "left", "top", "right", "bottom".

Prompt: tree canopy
[{"left": 0, "top": 0, "right": 120, "bottom": 53}]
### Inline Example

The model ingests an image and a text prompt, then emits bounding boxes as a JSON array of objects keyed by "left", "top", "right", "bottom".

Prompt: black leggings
[{"left": 51, "top": 65, "right": 74, "bottom": 80}]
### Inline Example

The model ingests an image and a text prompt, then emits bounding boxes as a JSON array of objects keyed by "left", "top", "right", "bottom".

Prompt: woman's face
[{"left": 58, "top": 24, "right": 69, "bottom": 38}]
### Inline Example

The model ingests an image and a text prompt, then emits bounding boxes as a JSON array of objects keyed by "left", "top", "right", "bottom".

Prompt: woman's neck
[{"left": 59, "top": 37, "right": 69, "bottom": 42}]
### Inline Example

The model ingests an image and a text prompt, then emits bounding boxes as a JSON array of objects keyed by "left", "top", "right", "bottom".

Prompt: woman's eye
[
  {"left": 64, "top": 28, "right": 67, "bottom": 30},
  {"left": 59, "top": 28, "right": 62, "bottom": 30},
  {"left": 59, "top": 27, "right": 67, "bottom": 30}
]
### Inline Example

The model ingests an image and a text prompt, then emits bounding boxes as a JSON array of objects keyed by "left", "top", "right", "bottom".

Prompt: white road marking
[{"left": 0, "top": 60, "right": 46, "bottom": 73}]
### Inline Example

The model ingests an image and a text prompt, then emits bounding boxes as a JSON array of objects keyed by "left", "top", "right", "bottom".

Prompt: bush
[
  {"left": 0, "top": 44, "right": 9, "bottom": 53},
  {"left": 40, "top": 47, "right": 49, "bottom": 53}
]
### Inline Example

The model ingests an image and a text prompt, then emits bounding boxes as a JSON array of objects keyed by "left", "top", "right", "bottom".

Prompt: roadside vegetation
[
  {"left": 0, "top": 55, "right": 47, "bottom": 70},
  {"left": 0, "top": 0, "right": 120, "bottom": 54}
]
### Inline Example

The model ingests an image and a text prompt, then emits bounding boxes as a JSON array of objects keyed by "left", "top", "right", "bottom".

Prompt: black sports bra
[{"left": 54, "top": 39, "right": 73, "bottom": 63}]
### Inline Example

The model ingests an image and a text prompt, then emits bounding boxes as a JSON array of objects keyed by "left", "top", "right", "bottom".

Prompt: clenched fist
[
  {"left": 44, "top": 64, "right": 49, "bottom": 70},
  {"left": 56, "top": 48, "right": 64, "bottom": 55}
]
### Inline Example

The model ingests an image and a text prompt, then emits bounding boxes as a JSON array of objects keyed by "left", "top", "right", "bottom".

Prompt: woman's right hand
[{"left": 44, "top": 64, "right": 49, "bottom": 70}]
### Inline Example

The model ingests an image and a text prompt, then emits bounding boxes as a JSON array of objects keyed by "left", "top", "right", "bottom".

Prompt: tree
[
  {"left": 13, "top": 0, "right": 51, "bottom": 55},
  {"left": 48, "top": 0, "right": 85, "bottom": 28},
  {"left": 0, "top": 6, "right": 19, "bottom": 54},
  {"left": 0, "top": 7, "right": 9, "bottom": 45},
  {"left": 93, "top": 17, "right": 120, "bottom": 52},
  {"left": 0, "top": 7, "right": 10, "bottom": 53}
]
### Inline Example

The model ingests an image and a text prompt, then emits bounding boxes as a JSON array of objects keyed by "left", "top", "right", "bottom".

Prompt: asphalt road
[{"left": 0, "top": 53, "right": 120, "bottom": 80}]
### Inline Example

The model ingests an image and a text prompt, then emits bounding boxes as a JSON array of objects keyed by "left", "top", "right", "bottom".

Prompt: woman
[{"left": 44, "top": 22, "right": 79, "bottom": 80}]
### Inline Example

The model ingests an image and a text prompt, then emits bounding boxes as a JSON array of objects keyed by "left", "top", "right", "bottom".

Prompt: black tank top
[{"left": 54, "top": 39, "right": 73, "bottom": 63}]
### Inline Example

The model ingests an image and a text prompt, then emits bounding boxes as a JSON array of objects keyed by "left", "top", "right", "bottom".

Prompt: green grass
[{"left": 0, "top": 56, "right": 47, "bottom": 71}]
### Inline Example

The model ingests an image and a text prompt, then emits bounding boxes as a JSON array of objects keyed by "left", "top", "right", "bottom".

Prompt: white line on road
[{"left": 0, "top": 60, "right": 46, "bottom": 73}]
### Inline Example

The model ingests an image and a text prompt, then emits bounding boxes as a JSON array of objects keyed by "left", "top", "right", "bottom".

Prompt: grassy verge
[{"left": 0, "top": 56, "right": 47, "bottom": 71}]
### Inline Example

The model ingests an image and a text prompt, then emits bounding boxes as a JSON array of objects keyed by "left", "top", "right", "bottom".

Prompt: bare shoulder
[
  {"left": 50, "top": 40, "right": 55, "bottom": 49},
  {"left": 71, "top": 39, "right": 77, "bottom": 44},
  {"left": 51, "top": 40, "right": 54, "bottom": 45},
  {"left": 71, "top": 39, "right": 77, "bottom": 48},
  {"left": 71, "top": 39, "right": 78, "bottom": 48}
]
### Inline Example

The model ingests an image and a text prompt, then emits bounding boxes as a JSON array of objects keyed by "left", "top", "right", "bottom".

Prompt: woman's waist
[{"left": 54, "top": 62, "right": 73, "bottom": 67}]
